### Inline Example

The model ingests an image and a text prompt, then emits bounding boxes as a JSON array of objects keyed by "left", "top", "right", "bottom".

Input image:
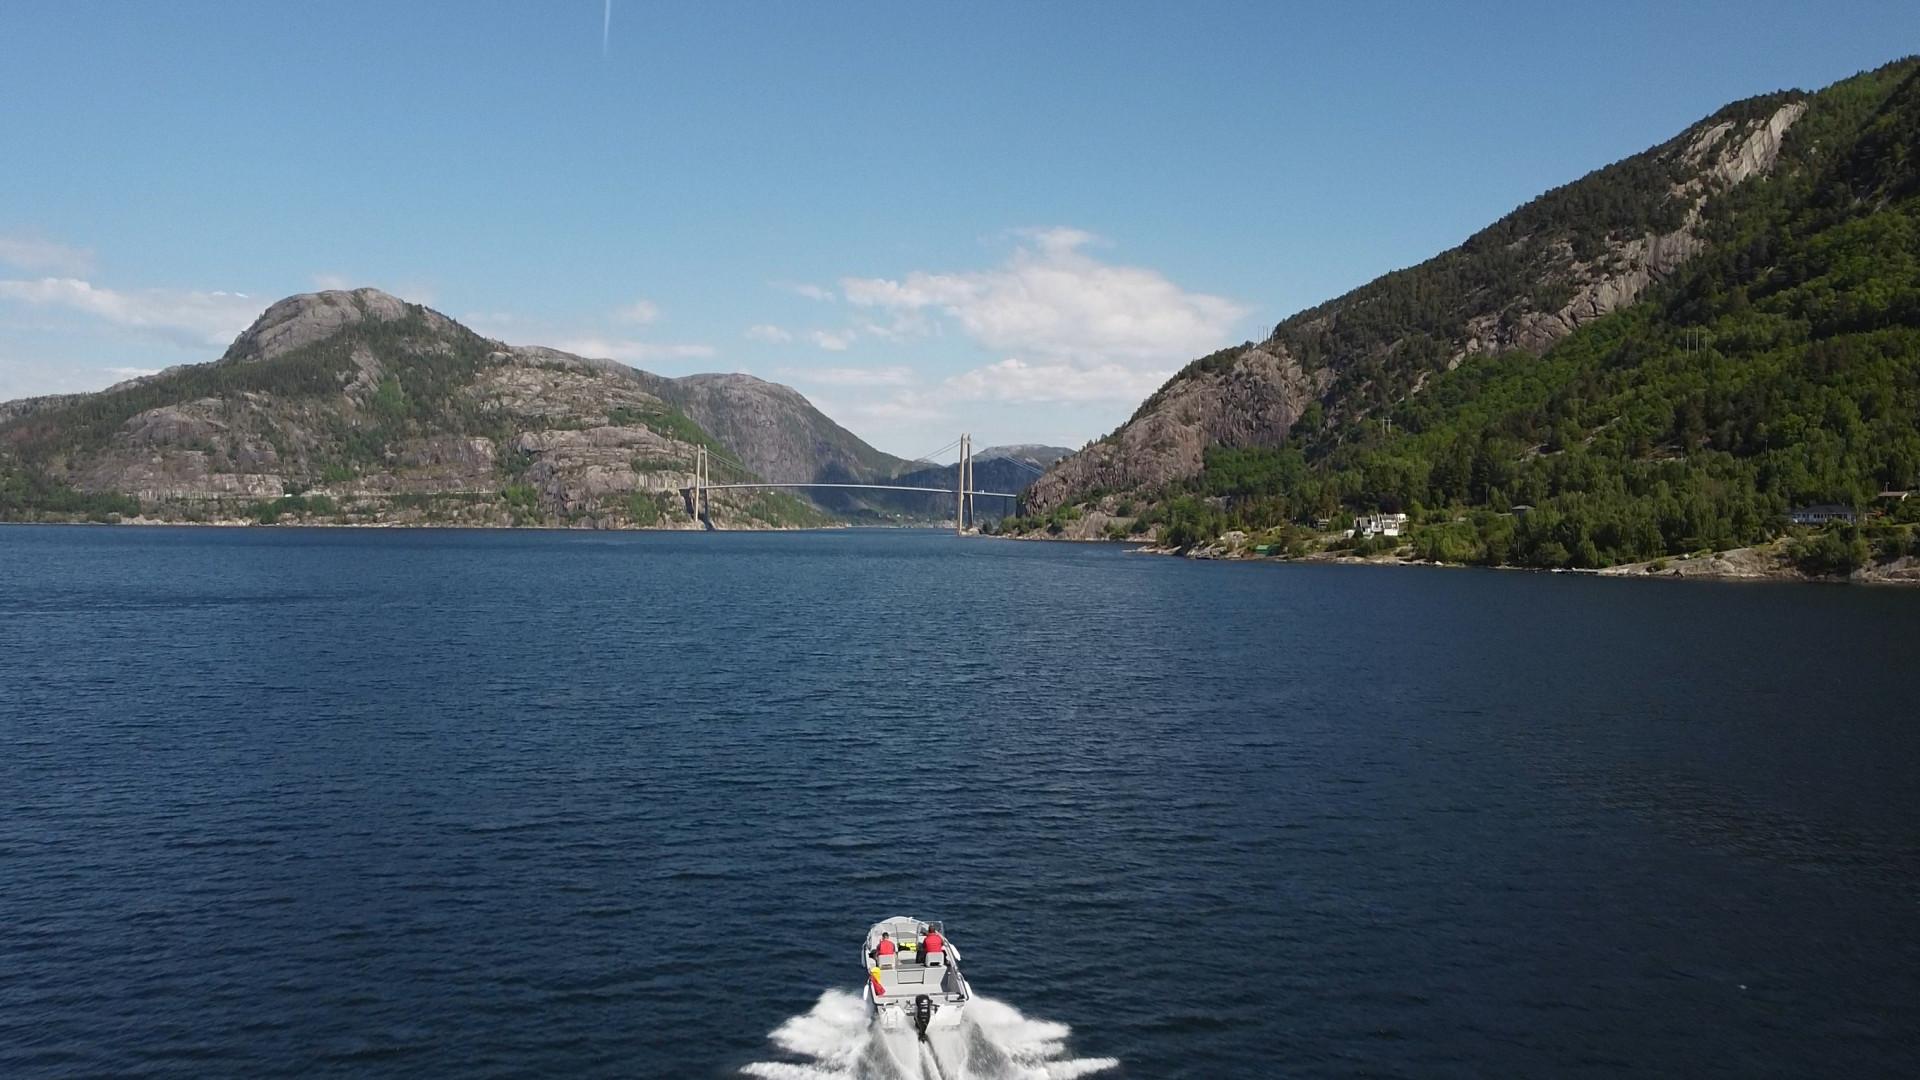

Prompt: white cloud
[
  {"left": 843, "top": 228, "right": 1245, "bottom": 364},
  {"left": 613, "top": 298, "right": 660, "bottom": 324},
  {"left": 311, "top": 273, "right": 352, "bottom": 291},
  {"left": 942, "top": 357, "right": 1171, "bottom": 405},
  {"left": 809, "top": 329, "right": 854, "bottom": 351},
  {"left": 553, "top": 337, "right": 716, "bottom": 364},
  {"left": 0, "top": 236, "right": 94, "bottom": 276},
  {"left": 857, "top": 312, "right": 935, "bottom": 342},
  {"left": 106, "top": 366, "right": 161, "bottom": 380},
  {"left": 839, "top": 227, "right": 1246, "bottom": 404},
  {"left": 0, "top": 277, "right": 259, "bottom": 350},
  {"left": 776, "top": 365, "right": 914, "bottom": 387},
  {"left": 1020, "top": 225, "right": 1101, "bottom": 255},
  {"left": 775, "top": 281, "right": 835, "bottom": 302},
  {"left": 745, "top": 323, "right": 793, "bottom": 344},
  {"left": 840, "top": 276, "right": 947, "bottom": 309}
]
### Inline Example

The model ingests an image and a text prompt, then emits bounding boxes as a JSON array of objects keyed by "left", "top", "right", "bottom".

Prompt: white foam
[
  {"left": 742, "top": 989, "right": 1118, "bottom": 1080},
  {"left": 741, "top": 990, "right": 870, "bottom": 1079},
  {"left": 1039, "top": 1061, "right": 1123, "bottom": 1080}
]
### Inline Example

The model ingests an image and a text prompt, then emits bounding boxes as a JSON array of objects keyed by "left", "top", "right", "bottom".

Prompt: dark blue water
[{"left": 2, "top": 525, "right": 1917, "bottom": 1078}]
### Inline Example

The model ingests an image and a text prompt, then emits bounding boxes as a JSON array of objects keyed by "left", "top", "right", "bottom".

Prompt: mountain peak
[{"left": 223, "top": 287, "right": 445, "bottom": 365}]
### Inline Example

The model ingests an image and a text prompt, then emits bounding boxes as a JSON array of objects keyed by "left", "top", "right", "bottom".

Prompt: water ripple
[{"left": 1, "top": 526, "right": 1918, "bottom": 1077}]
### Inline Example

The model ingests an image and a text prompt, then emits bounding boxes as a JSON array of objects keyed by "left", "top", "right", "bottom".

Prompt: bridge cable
[{"left": 903, "top": 437, "right": 963, "bottom": 467}]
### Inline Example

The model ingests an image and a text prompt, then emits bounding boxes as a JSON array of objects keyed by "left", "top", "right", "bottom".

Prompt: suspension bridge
[{"left": 679, "top": 433, "right": 1043, "bottom": 534}]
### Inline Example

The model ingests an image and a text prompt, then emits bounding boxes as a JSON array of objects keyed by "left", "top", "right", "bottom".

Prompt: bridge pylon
[
  {"left": 955, "top": 432, "right": 973, "bottom": 535},
  {"left": 685, "top": 445, "right": 714, "bottom": 525}
]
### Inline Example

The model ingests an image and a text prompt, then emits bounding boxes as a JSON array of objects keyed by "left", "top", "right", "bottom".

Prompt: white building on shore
[{"left": 1353, "top": 512, "right": 1409, "bottom": 538}]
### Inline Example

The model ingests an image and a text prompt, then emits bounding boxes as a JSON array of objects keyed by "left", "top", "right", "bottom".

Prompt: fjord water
[{"left": 2, "top": 526, "right": 1917, "bottom": 1078}]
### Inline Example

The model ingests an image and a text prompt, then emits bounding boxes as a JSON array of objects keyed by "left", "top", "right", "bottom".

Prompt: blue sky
[{"left": 1, "top": 2, "right": 1915, "bottom": 457}]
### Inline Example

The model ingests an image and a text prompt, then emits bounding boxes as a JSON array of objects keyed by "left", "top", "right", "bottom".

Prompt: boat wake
[{"left": 741, "top": 989, "right": 1119, "bottom": 1080}]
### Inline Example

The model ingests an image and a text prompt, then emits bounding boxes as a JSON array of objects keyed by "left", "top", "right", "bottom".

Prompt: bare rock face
[
  {"left": 392, "top": 435, "right": 497, "bottom": 473},
  {"left": 1697, "top": 101, "right": 1806, "bottom": 186},
  {"left": 476, "top": 354, "right": 664, "bottom": 421},
  {"left": 1025, "top": 346, "right": 1328, "bottom": 513},
  {"left": 1463, "top": 229, "right": 1710, "bottom": 357},
  {"left": 222, "top": 288, "right": 455, "bottom": 364},
  {"left": 75, "top": 397, "right": 286, "bottom": 499},
  {"left": 1459, "top": 101, "right": 1807, "bottom": 361},
  {"left": 332, "top": 435, "right": 502, "bottom": 495},
  {"left": 514, "top": 426, "right": 690, "bottom": 512},
  {"left": 83, "top": 440, "right": 285, "bottom": 502},
  {"left": 120, "top": 399, "right": 229, "bottom": 449}
]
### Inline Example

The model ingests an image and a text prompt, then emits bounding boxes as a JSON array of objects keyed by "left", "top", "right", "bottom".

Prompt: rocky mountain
[
  {"left": 1018, "top": 58, "right": 1920, "bottom": 573},
  {"left": 629, "top": 372, "right": 909, "bottom": 485},
  {"left": 0, "top": 288, "right": 909, "bottom": 529},
  {"left": 1026, "top": 78, "right": 1823, "bottom": 516}
]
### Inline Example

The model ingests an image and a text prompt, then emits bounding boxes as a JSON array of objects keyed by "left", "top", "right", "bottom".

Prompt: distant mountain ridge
[
  {"left": 975, "top": 444, "right": 1073, "bottom": 469},
  {"left": 0, "top": 289, "right": 972, "bottom": 528}
]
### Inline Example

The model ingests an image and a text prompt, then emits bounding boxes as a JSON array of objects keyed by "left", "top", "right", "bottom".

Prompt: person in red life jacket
[
  {"left": 920, "top": 925, "right": 945, "bottom": 963},
  {"left": 869, "top": 932, "right": 897, "bottom": 964}
]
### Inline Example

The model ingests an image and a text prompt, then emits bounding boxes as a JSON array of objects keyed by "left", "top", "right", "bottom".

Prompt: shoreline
[
  {"left": 998, "top": 531, "right": 1920, "bottom": 588},
  {"left": 11, "top": 518, "right": 1918, "bottom": 586}
]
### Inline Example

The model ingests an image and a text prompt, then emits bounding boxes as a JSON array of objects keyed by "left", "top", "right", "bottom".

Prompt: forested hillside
[{"left": 1015, "top": 59, "right": 1920, "bottom": 572}]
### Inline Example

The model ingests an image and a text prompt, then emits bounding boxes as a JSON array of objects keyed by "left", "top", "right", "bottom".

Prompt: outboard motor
[{"left": 913, "top": 994, "right": 933, "bottom": 1039}]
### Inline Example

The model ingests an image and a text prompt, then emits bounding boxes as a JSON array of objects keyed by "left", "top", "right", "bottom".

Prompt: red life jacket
[
  {"left": 923, "top": 931, "right": 944, "bottom": 954},
  {"left": 876, "top": 938, "right": 896, "bottom": 955}
]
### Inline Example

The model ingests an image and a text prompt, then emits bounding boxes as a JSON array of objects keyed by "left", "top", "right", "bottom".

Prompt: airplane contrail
[{"left": 602, "top": 0, "right": 611, "bottom": 55}]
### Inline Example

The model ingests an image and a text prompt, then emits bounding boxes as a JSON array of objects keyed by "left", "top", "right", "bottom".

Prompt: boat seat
[{"left": 875, "top": 951, "right": 896, "bottom": 968}]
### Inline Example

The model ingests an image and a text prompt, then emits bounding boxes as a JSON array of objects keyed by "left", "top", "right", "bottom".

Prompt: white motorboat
[{"left": 862, "top": 915, "right": 970, "bottom": 1039}]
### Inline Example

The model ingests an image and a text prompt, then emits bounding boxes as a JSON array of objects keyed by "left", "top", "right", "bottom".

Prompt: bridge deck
[{"left": 684, "top": 482, "right": 1020, "bottom": 498}]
